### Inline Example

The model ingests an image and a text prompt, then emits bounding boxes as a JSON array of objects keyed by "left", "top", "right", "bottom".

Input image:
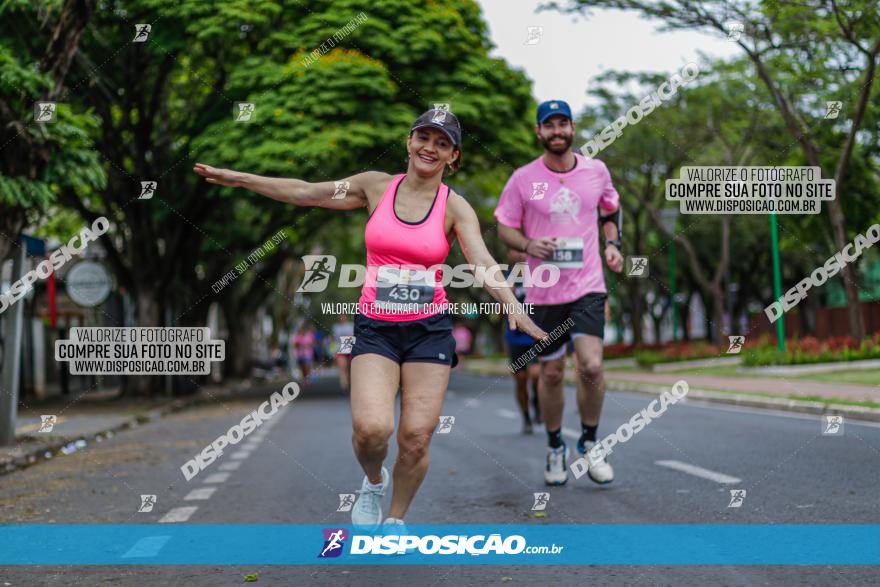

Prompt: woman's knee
[
  {"left": 352, "top": 420, "right": 393, "bottom": 450},
  {"left": 396, "top": 429, "right": 433, "bottom": 462}
]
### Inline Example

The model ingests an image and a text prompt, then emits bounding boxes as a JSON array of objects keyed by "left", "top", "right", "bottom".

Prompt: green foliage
[
  {"left": 554, "top": 0, "right": 880, "bottom": 339},
  {"left": 742, "top": 335, "right": 880, "bottom": 366},
  {"left": 0, "top": 7, "right": 106, "bottom": 209},
  {"left": 28, "top": 0, "right": 540, "bottom": 331},
  {"left": 192, "top": 0, "right": 537, "bottom": 184},
  {"left": 633, "top": 341, "right": 723, "bottom": 367}
]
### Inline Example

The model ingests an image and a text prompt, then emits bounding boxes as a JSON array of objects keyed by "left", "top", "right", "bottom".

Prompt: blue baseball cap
[{"left": 536, "top": 100, "right": 572, "bottom": 124}]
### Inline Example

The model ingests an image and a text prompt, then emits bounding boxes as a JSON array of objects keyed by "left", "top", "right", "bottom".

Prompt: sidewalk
[
  {"left": 1, "top": 378, "right": 291, "bottom": 476},
  {"left": 603, "top": 371, "right": 880, "bottom": 403},
  {"left": 464, "top": 358, "right": 880, "bottom": 422}
]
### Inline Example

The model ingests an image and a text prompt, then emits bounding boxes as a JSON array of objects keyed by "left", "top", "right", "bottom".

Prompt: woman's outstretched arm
[
  {"left": 448, "top": 192, "right": 548, "bottom": 341},
  {"left": 193, "top": 163, "right": 390, "bottom": 211}
]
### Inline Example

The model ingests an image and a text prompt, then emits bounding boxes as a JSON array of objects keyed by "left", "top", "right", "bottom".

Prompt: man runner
[
  {"left": 495, "top": 99, "right": 624, "bottom": 485},
  {"left": 506, "top": 248, "right": 542, "bottom": 434}
]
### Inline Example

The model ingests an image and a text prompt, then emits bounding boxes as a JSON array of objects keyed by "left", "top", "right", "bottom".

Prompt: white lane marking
[
  {"left": 464, "top": 398, "right": 482, "bottom": 408},
  {"left": 495, "top": 408, "right": 518, "bottom": 419},
  {"left": 204, "top": 472, "right": 230, "bottom": 484},
  {"left": 242, "top": 442, "right": 261, "bottom": 450},
  {"left": 158, "top": 506, "right": 198, "bottom": 523},
  {"left": 121, "top": 535, "right": 171, "bottom": 558},
  {"left": 655, "top": 460, "right": 741, "bottom": 484},
  {"left": 218, "top": 461, "right": 241, "bottom": 471},
  {"left": 184, "top": 487, "right": 217, "bottom": 501},
  {"left": 230, "top": 450, "right": 252, "bottom": 460}
]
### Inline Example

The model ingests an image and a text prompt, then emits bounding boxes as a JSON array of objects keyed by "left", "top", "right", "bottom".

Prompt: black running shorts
[
  {"left": 351, "top": 312, "right": 459, "bottom": 367},
  {"left": 531, "top": 292, "right": 607, "bottom": 360},
  {"left": 508, "top": 343, "right": 538, "bottom": 373}
]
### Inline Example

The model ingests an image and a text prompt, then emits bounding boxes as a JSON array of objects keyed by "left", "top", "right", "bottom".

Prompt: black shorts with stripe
[
  {"left": 531, "top": 292, "right": 607, "bottom": 360},
  {"left": 351, "top": 312, "right": 458, "bottom": 368}
]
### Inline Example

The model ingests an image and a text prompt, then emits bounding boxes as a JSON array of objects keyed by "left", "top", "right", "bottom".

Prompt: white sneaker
[
  {"left": 381, "top": 517, "right": 407, "bottom": 534},
  {"left": 544, "top": 444, "right": 569, "bottom": 485},
  {"left": 584, "top": 441, "right": 614, "bottom": 484},
  {"left": 351, "top": 466, "right": 389, "bottom": 530},
  {"left": 382, "top": 518, "right": 415, "bottom": 554}
]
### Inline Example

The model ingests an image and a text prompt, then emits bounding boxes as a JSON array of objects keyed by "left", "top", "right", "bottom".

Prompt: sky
[{"left": 477, "top": 0, "right": 740, "bottom": 114}]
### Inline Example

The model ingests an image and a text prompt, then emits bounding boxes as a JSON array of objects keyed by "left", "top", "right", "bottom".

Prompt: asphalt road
[{"left": 1, "top": 368, "right": 878, "bottom": 586}]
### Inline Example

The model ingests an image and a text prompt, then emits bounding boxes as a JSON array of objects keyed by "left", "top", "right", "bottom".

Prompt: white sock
[
  {"left": 383, "top": 517, "right": 403, "bottom": 524},
  {"left": 365, "top": 478, "right": 383, "bottom": 491}
]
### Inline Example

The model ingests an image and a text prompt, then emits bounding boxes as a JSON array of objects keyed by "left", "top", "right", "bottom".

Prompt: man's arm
[
  {"left": 451, "top": 194, "right": 547, "bottom": 340},
  {"left": 599, "top": 206, "right": 623, "bottom": 273},
  {"left": 193, "top": 164, "right": 390, "bottom": 211},
  {"left": 498, "top": 223, "right": 556, "bottom": 259},
  {"left": 498, "top": 223, "right": 530, "bottom": 253},
  {"left": 601, "top": 206, "right": 621, "bottom": 243}
]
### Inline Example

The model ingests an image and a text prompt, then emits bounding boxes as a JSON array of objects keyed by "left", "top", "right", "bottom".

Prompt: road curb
[
  {"left": 463, "top": 364, "right": 880, "bottom": 423},
  {"left": 0, "top": 379, "right": 276, "bottom": 478}
]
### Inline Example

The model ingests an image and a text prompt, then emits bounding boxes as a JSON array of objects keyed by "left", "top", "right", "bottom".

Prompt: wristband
[{"left": 606, "top": 239, "right": 622, "bottom": 252}]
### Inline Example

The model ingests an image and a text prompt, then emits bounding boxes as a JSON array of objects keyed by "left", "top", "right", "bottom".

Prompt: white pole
[{"left": 0, "top": 245, "right": 27, "bottom": 445}]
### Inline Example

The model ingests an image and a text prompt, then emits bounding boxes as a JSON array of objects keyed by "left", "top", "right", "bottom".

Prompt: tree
[
  {"left": 49, "top": 0, "right": 538, "bottom": 391},
  {"left": 0, "top": 0, "right": 104, "bottom": 263},
  {"left": 551, "top": 0, "right": 880, "bottom": 338},
  {"left": 577, "top": 60, "right": 792, "bottom": 343}
]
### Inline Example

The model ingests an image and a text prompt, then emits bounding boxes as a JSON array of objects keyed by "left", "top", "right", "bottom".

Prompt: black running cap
[{"left": 411, "top": 109, "right": 461, "bottom": 147}]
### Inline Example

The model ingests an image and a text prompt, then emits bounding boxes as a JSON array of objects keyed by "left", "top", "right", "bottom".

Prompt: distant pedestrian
[
  {"left": 292, "top": 324, "right": 315, "bottom": 385},
  {"left": 452, "top": 323, "right": 472, "bottom": 357}
]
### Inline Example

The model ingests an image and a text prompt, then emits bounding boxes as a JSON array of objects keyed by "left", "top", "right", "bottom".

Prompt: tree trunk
[
  {"left": 43, "top": 0, "right": 98, "bottom": 98},
  {"left": 122, "top": 288, "right": 162, "bottom": 396},
  {"left": 0, "top": 206, "right": 26, "bottom": 263},
  {"left": 829, "top": 201, "right": 865, "bottom": 339},
  {"left": 224, "top": 303, "right": 256, "bottom": 379},
  {"left": 710, "top": 286, "right": 726, "bottom": 345},
  {"left": 651, "top": 311, "right": 662, "bottom": 343},
  {"left": 801, "top": 293, "right": 818, "bottom": 337},
  {"left": 680, "top": 292, "right": 692, "bottom": 342},
  {"left": 630, "top": 283, "right": 644, "bottom": 345}
]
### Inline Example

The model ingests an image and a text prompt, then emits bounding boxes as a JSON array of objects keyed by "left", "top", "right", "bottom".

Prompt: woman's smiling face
[{"left": 407, "top": 127, "right": 459, "bottom": 177}]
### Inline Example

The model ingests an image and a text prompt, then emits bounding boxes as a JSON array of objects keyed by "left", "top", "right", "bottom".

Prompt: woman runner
[
  {"left": 194, "top": 108, "right": 546, "bottom": 532},
  {"left": 332, "top": 314, "right": 355, "bottom": 391},
  {"left": 291, "top": 323, "right": 315, "bottom": 385}
]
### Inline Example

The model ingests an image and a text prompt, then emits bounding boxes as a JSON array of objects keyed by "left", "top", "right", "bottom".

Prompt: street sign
[
  {"left": 21, "top": 234, "right": 45, "bottom": 256},
  {"left": 65, "top": 261, "right": 112, "bottom": 307}
]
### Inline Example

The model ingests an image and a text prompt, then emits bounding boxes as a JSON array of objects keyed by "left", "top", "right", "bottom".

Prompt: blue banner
[{"left": 1, "top": 524, "right": 878, "bottom": 565}]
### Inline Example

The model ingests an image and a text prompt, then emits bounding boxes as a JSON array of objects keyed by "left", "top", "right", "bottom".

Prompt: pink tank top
[{"left": 358, "top": 174, "right": 451, "bottom": 322}]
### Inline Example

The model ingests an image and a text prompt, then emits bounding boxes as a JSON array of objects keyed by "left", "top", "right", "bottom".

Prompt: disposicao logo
[{"left": 318, "top": 528, "right": 348, "bottom": 558}]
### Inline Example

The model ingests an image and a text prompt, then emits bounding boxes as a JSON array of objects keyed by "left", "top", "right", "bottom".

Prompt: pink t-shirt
[
  {"left": 452, "top": 325, "right": 472, "bottom": 352},
  {"left": 293, "top": 332, "right": 315, "bottom": 359},
  {"left": 494, "top": 154, "right": 620, "bottom": 305}
]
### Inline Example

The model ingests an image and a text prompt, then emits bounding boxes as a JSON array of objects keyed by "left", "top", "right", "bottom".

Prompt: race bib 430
[{"left": 374, "top": 266, "right": 436, "bottom": 311}]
